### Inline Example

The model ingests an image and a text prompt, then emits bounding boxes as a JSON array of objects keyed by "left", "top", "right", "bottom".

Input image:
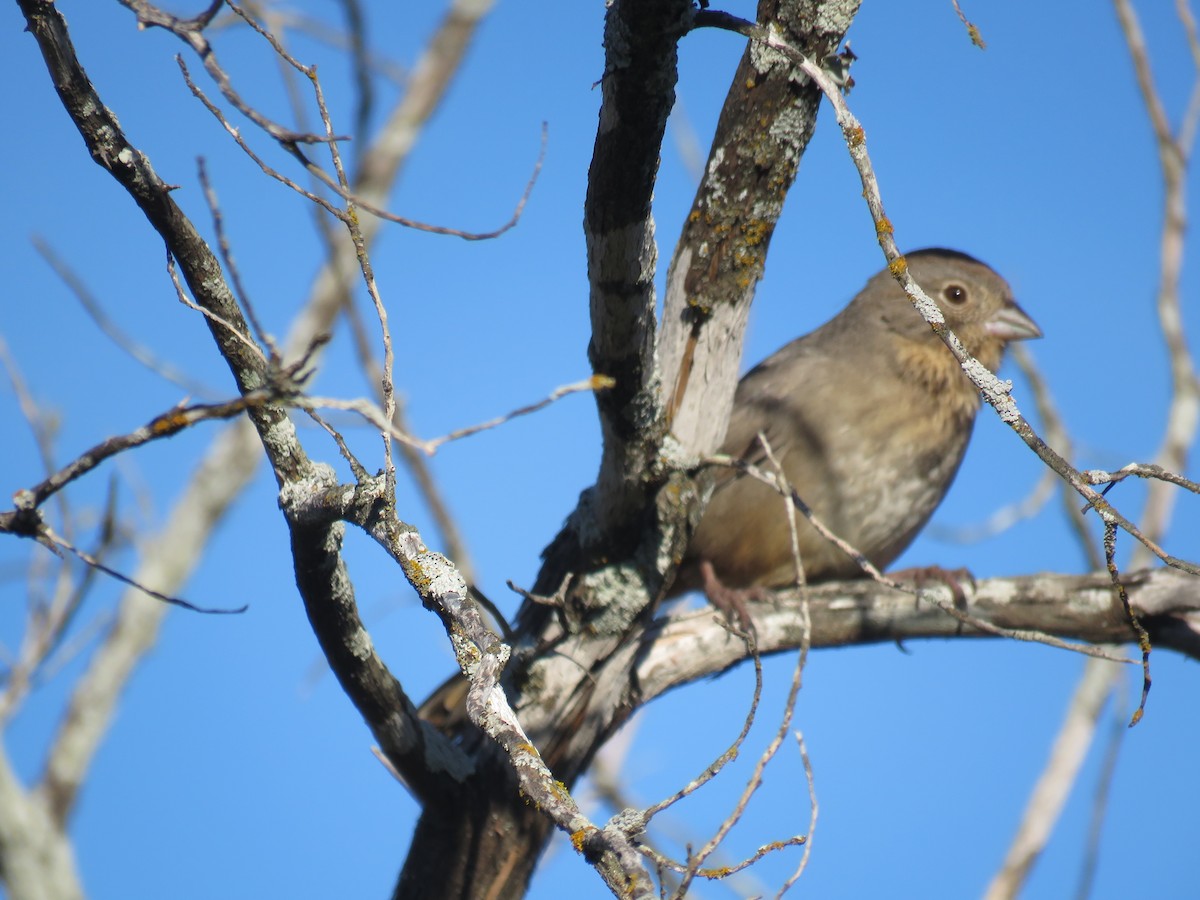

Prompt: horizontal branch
[
  {"left": 635, "top": 569, "right": 1200, "bottom": 703},
  {"left": 9, "top": 396, "right": 266, "bottom": 510}
]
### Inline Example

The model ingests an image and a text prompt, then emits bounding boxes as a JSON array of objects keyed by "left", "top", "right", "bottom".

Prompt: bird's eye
[{"left": 942, "top": 284, "right": 969, "bottom": 305}]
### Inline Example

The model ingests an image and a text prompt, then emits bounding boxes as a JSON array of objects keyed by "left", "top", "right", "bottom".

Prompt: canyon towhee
[{"left": 671, "top": 248, "right": 1041, "bottom": 598}]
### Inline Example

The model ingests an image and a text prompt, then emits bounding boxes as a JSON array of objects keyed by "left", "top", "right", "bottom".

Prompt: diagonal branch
[{"left": 661, "top": 0, "right": 863, "bottom": 456}]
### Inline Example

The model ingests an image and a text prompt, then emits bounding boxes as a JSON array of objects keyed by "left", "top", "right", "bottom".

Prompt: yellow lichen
[
  {"left": 741, "top": 220, "right": 769, "bottom": 246},
  {"left": 150, "top": 413, "right": 187, "bottom": 435}
]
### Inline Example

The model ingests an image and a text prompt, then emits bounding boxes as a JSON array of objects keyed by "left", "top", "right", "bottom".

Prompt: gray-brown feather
[{"left": 672, "top": 249, "right": 1040, "bottom": 595}]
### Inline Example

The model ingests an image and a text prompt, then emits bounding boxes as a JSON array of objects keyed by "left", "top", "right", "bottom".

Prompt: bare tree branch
[
  {"left": 634, "top": 569, "right": 1199, "bottom": 704},
  {"left": 661, "top": 0, "right": 864, "bottom": 456}
]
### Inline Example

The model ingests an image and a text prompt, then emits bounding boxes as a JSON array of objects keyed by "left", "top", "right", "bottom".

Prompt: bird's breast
[{"left": 817, "top": 394, "right": 974, "bottom": 567}]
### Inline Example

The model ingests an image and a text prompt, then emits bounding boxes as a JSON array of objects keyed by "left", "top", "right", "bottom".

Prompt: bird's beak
[{"left": 986, "top": 300, "right": 1042, "bottom": 341}]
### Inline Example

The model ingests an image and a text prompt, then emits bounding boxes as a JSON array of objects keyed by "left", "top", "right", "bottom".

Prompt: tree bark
[{"left": 661, "top": 0, "right": 864, "bottom": 455}]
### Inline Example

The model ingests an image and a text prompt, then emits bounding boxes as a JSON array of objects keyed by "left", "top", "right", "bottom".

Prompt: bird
[{"left": 670, "top": 248, "right": 1041, "bottom": 600}]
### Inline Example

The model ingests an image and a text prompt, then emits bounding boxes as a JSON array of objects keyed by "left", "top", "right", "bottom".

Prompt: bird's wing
[{"left": 711, "top": 342, "right": 830, "bottom": 486}]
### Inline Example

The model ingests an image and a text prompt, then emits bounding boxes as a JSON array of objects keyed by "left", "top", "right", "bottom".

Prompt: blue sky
[{"left": 2, "top": 2, "right": 1198, "bottom": 898}]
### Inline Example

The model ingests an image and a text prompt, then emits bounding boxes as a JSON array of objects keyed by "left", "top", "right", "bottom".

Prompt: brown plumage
[{"left": 672, "top": 248, "right": 1041, "bottom": 596}]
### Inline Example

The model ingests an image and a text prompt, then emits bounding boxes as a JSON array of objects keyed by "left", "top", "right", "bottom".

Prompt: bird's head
[{"left": 870, "top": 247, "right": 1041, "bottom": 371}]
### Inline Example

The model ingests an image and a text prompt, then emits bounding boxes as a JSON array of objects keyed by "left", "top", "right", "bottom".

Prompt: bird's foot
[
  {"left": 698, "top": 559, "right": 763, "bottom": 639},
  {"left": 890, "top": 565, "right": 975, "bottom": 609}
]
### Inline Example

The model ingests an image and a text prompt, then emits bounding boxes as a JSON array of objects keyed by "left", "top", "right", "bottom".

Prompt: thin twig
[
  {"left": 8, "top": 395, "right": 271, "bottom": 510},
  {"left": 4, "top": 377, "right": 606, "bottom": 526},
  {"left": 930, "top": 347, "right": 1082, "bottom": 554},
  {"left": 1085, "top": 463, "right": 1200, "bottom": 496},
  {"left": 1012, "top": 345, "right": 1104, "bottom": 570},
  {"left": 198, "top": 159, "right": 279, "bottom": 360},
  {"left": 39, "top": 526, "right": 246, "bottom": 615},
  {"left": 425, "top": 376, "right": 615, "bottom": 453},
  {"left": 165, "top": 252, "right": 267, "bottom": 362},
  {"left": 120, "top": 0, "right": 340, "bottom": 145},
  {"left": 283, "top": 376, "right": 607, "bottom": 455},
  {"left": 776, "top": 730, "right": 819, "bottom": 897},
  {"left": 341, "top": 284, "right": 477, "bottom": 579},
  {"left": 239, "top": 7, "right": 407, "bottom": 86},
  {"left": 1102, "top": 521, "right": 1151, "bottom": 726},
  {"left": 269, "top": 25, "right": 400, "bottom": 498},
  {"left": 951, "top": 0, "right": 987, "bottom": 48},
  {"left": 759, "top": 436, "right": 818, "bottom": 897},
  {"left": 198, "top": 4, "right": 548, "bottom": 241},
  {"left": 658, "top": 436, "right": 817, "bottom": 895},
  {"left": 644, "top": 639, "right": 764, "bottom": 826},
  {"left": 177, "top": 57, "right": 354, "bottom": 220}
]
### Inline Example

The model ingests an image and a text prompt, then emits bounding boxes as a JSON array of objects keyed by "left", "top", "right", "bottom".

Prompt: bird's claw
[{"left": 891, "top": 564, "right": 975, "bottom": 609}]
